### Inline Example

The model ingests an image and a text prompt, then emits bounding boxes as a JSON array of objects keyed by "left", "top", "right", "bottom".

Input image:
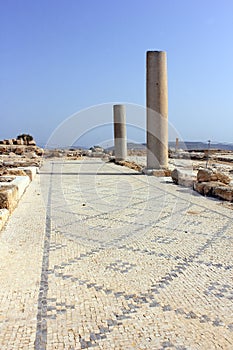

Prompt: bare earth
[{"left": 0, "top": 159, "right": 232, "bottom": 349}]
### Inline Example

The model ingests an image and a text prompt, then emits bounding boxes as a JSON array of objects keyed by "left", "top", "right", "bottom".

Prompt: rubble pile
[
  {"left": 0, "top": 134, "right": 44, "bottom": 163},
  {"left": 194, "top": 169, "right": 233, "bottom": 202}
]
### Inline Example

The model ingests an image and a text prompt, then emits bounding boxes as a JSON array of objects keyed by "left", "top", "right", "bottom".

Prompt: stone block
[
  {"left": 6, "top": 169, "right": 27, "bottom": 177},
  {"left": 0, "top": 176, "right": 15, "bottom": 183},
  {"left": 18, "top": 166, "right": 37, "bottom": 180},
  {"left": 197, "top": 169, "right": 214, "bottom": 182},
  {"left": 194, "top": 181, "right": 223, "bottom": 196},
  {"left": 152, "top": 169, "right": 171, "bottom": 177},
  {"left": 16, "top": 139, "right": 24, "bottom": 145},
  {"left": 28, "top": 140, "right": 36, "bottom": 146},
  {"left": 213, "top": 186, "right": 233, "bottom": 202},
  {"left": 0, "top": 146, "right": 7, "bottom": 154},
  {"left": 0, "top": 208, "right": 10, "bottom": 230},
  {"left": 35, "top": 147, "right": 44, "bottom": 156},
  {"left": 11, "top": 176, "right": 30, "bottom": 198},
  {"left": 171, "top": 168, "right": 196, "bottom": 187},
  {"left": 194, "top": 181, "right": 233, "bottom": 201},
  {"left": 216, "top": 172, "right": 231, "bottom": 184},
  {"left": 0, "top": 185, "right": 18, "bottom": 212},
  {"left": 197, "top": 169, "right": 231, "bottom": 184},
  {"left": 15, "top": 146, "right": 24, "bottom": 155},
  {"left": 25, "top": 151, "right": 38, "bottom": 159},
  {"left": 116, "top": 160, "right": 142, "bottom": 172}
]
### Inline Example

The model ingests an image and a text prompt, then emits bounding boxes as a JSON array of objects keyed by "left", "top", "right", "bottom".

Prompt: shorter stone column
[
  {"left": 113, "top": 105, "right": 127, "bottom": 161},
  {"left": 175, "top": 137, "right": 179, "bottom": 152}
]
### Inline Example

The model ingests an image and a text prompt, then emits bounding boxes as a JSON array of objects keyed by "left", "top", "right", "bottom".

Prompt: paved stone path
[{"left": 0, "top": 159, "right": 232, "bottom": 349}]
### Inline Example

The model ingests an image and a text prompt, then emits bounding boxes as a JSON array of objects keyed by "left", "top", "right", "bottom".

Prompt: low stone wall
[
  {"left": 0, "top": 144, "right": 44, "bottom": 156},
  {"left": 0, "top": 166, "right": 38, "bottom": 231},
  {"left": 171, "top": 167, "right": 233, "bottom": 202},
  {"left": 193, "top": 169, "right": 233, "bottom": 202}
]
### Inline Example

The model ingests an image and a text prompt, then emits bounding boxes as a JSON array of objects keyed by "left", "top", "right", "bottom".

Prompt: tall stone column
[
  {"left": 146, "top": 51, "right": 168, "bottom": 169},
  {"left": 113, "top": 105, "right": 127, "bottom": 161}
]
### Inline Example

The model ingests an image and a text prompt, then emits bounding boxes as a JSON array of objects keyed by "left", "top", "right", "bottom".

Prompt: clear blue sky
[{"left": 1, "top": 0, "right": 233, "bottom": 147}]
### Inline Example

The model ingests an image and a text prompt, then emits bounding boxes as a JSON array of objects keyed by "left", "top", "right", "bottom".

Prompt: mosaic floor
[{"left": 0, "top": 159, "right": 232, "bottom": 349}]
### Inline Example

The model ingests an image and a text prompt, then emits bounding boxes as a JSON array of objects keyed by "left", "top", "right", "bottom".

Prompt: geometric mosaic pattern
[
  {"left": 0, "top": 159, "right": 232, "bottom": 350},
  {"left": 37, "top": 160, "right": 233, "bottom": 349}
]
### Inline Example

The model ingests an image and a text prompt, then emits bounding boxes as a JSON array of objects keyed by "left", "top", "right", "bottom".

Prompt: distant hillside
[
  {"left": 40, "top": 141, "right": 233, "bottom": 152},
  {"left": 169, "top": 141, "right": 233, "bottom": 151},
  {"left": 106, "top": 142, "right": 146, "bottom": 151},
  {"left": 107, "top": 141, "right": 233, "bottom": 151}
]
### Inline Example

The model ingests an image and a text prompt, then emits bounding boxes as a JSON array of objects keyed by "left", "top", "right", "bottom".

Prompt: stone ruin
[
  {"left": 0, "top": 134, "right": 36, "bottom": 146},
  {"left": 0, "top": 134, "right": 42, "bottom": 230},
  {"left": 0, "top": 134, "right": 44, "bottom": 159}
]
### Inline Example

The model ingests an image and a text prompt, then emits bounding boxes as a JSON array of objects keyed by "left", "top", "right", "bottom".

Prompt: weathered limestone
[
  {"left": 213, "top": 186, "right": 233, "bottom": 201},
  {"left": 1, "top": 167, "right": 37, "bottom": 181},
  {"left": 18, "top": 167, "right": 38, "bottom": 181},
  {"left": 11, "top": 176, "right": 31, "bottom": 199},
  {"left": 114, "top": 160, "right": 142, "bottom": 172},
  {"left": 193, "top": 169, "right": 233, "bottom": 201},
  {"left": 28, "top": 140, "right": 36, "bottom": 146},
  {"left": 171, "top": 168, "right": 197, "bottom": 188},
  {"left": 6, "top": 169, "right": 27, "bottom": 177},
  {"left": 0, "top": 208, "right": 9, "bottom": 230},
  {"left": 113, "top": 105, "right": 127, "bottom": 161},
  {"left": 0, "top": 135, "right": 44, "bottom": 159},
  {"left": 197, "top": 169, "right": 231, "bottom": 184},
  {"left": 16, "top": 139, "right": 23, "bottom": 145},
  {"left": 0, "top": 185, "right": 18, "bottom": 212},
  {"left": 0, "top": 167, "right": 37, "bottom": 229},
  {"left": 146, "top": 51, "right": 168, "bottom": 169}
]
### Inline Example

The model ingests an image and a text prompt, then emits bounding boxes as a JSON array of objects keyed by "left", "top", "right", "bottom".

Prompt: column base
[{"left": 142, "top": 168, "right": 171, "bottom": 177}]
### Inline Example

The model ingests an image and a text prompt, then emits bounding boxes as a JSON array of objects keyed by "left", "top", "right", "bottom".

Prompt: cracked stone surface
[{"left": 0, "top": 159, "right": 232, "bottom": 349}]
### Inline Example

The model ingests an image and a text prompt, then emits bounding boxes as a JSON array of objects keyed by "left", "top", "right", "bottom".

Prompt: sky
[{"left": 0, "top": 0, "right": 233, "bottom": 147}]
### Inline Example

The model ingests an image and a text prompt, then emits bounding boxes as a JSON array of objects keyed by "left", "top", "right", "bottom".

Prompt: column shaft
[
  {"left": 146, "top": 51, "right": 168, "bottom": 169},
  {"left": 113, "top": 105, "right": 127, "bottom": 161}
]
